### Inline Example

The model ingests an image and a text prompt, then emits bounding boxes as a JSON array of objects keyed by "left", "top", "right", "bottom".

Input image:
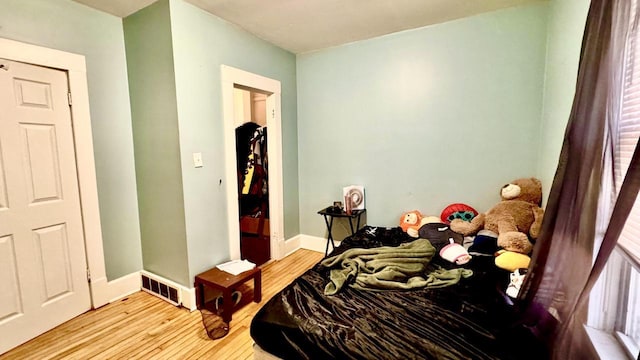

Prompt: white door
[{"left": 0, "top": 59, "right": 91, "bottom": 354}]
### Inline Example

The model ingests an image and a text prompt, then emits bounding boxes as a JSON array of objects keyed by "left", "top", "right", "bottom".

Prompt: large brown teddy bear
[{"left": 450, "top": 178, "right": 544, "bottom": 254}]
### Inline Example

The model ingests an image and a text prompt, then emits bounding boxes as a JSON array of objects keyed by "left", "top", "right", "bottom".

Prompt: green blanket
[{"left": 320, "top": 239, "right": 473, "bottom": 295}]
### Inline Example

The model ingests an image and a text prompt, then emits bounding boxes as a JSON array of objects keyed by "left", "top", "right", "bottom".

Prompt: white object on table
[{"left": 216, "top": 259, "right": 256, "bottom": 275}]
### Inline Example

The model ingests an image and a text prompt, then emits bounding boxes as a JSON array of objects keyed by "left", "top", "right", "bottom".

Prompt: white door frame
[
  {"left": 0, "top": 37, "right": 110, "bottom": 308},
  {"left": 221, "top": 65, "right": 284, "bottom": 261}
]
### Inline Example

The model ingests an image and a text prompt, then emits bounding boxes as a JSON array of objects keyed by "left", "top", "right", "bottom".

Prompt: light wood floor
[{"left": 1, "top": 249, "right": 324, "bottom": 360}]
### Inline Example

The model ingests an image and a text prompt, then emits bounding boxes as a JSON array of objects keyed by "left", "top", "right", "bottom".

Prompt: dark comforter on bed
[{"left": 251, "top": 226, "right": 549, "bottom": 360}]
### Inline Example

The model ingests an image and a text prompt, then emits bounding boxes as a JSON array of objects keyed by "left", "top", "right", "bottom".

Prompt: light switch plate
[{"left": 193, "top": 152, "right": 203, "bottom": 168}]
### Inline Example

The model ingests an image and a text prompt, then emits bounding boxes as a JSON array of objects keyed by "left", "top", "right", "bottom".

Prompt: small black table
[{"left": 317, "top": 207, "right": 366, "bottom": 256}]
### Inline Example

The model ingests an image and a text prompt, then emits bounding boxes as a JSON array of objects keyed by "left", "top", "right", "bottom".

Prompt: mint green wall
[
  {"left": 537, "top": 0, "right": 590, "bottom": 202},
  {"left": 0, "top": 0, "right": 142, "bottom": 280},
  {"left": 2, "top": 0, "right": 576, "bottom": 288},
  {"left": 297, "top": 4, "right": 549, "bottom": 237},
  {"left": 124, "top": 1, "right": 190, "bottom": 286},
  {"left": 123, "top": 0, "right": 297, "bottom": 286},
  {"left": 167, "top": 0, "right": 298, "bottom": 282}
]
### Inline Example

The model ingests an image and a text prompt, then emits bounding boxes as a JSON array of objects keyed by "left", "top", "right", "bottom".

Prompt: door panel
[
  {"left": 21, "top": 124, "right": 62, "bottom": 203},
  {"left": 34, "top": 224, "right": 73, "bottom": 302},
  {"left": 0, "top": 147, "right": 8, "bottom": 209},
  {"left": 0, "top": 235, "right": 21, "bottom": 322},
  {"left": 0, "top": 59, "right": 90, "bottom": 354}
]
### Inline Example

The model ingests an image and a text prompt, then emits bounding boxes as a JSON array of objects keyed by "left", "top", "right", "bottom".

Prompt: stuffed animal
[
  {"left": 399, "top": 211, "right": 441, "bottom": 238},
  {"left": 495, "top": 250, "right": 530, "bottom": 272},
  {"left": 506, "top": 268, "right": 528, "bottom": 298},
  {"left": 440, "top": 203, "right": 478, "bottom": 224},
  {"left": 418, "top": 223, "right": 464, "bottom": 251},
  {"left": 400, "top": 210, "right": 424, "bottom": 237},
  {"left": 440, "top": 238, "right": 472, "bottom": 265},
  {"left": 450, "top": 178, "right": 544, "bottom": 255}
]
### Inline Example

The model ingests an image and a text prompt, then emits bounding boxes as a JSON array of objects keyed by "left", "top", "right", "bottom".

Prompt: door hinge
[
  {"left": 86, "top": 267, "right": 91, "bottom": 283},
  {"left": 272, "top": 109, "right": 275, "bottom": 119},
  {"left": 68, "top": 92, "right": 72, "bottom": 106}
]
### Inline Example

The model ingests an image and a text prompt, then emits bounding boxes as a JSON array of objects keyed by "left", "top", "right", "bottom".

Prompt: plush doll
[
  {"left": 399, "top": 211, "right": 442, "bottom": 238},
  {"left": 400, "top": 210, "right": 423, "bottom": 237},
  {"left": 450, "top": 178, "right": 544, "bottom": 255}
]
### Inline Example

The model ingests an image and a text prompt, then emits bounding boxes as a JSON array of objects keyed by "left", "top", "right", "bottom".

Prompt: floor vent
[{"left": 141, "top": 272, "right": 181, "bottom": 306}]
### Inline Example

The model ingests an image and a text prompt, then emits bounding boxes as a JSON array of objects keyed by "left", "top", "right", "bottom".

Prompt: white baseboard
[
  {"left": 283, "top": 234, "right": 331, "bottom": 257},
  {"left": 140, "top": 270, "right": 198, "bottom": 310},
  {"left": 107, "top": 272, "right": 141, "bottom": 303},
  {"left": 181, "top": 287, "right": 197, "bottom": 312},
  {"left": 283, "top": 234, "right": 302, "bottom": 257},
  {"left": 299, "top": 234, "right": 337, "bottom": 254},
  {"left": 97, "top": 270, "right": 196, "bottom": 311},
  {"left": 89, "top": 272, "right": 141, "bottom": 307}
]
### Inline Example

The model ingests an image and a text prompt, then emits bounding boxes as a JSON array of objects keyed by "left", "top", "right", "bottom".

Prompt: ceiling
[{"left": 73, "top": 0, "right": 545, "bottom": 54}]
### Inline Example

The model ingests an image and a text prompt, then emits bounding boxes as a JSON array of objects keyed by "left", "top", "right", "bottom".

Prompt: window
[
  {"left": 589, "top": 1, "right": 640, "bottom": 357},
  {"left": 609, "top": 252, "right": 640, "bottom": 358},
  {"left": 618, "top": 264, "right": 640, "bottom": 354},
  {"left": 613, "top": 4, "right": 640, "bottom": 352},
  {"left": 616, "top": 0, "right": 640, "bottom": 270}
]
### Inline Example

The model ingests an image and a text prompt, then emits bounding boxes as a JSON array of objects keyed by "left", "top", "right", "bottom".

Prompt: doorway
[
  {"left": 221, "top": 65, "right": 284, "bottom": 265},
  {"left": 234, "top": 86, "right": 270, "bottom": 265}
]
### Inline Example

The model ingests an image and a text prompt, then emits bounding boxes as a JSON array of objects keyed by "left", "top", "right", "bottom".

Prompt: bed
[{"left": 250, "top": 225, "right": 551, "bottom": 359}]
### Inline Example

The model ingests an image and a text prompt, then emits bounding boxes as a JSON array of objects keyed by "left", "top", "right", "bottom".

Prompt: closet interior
[{"left": 234, "top": 86, "right": 270, "bottom": 266}]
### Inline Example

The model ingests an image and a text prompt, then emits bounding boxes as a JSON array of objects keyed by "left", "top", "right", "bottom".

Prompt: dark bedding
[{"left": 251, "top": 226, "right": 548, "bottom": 360}]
